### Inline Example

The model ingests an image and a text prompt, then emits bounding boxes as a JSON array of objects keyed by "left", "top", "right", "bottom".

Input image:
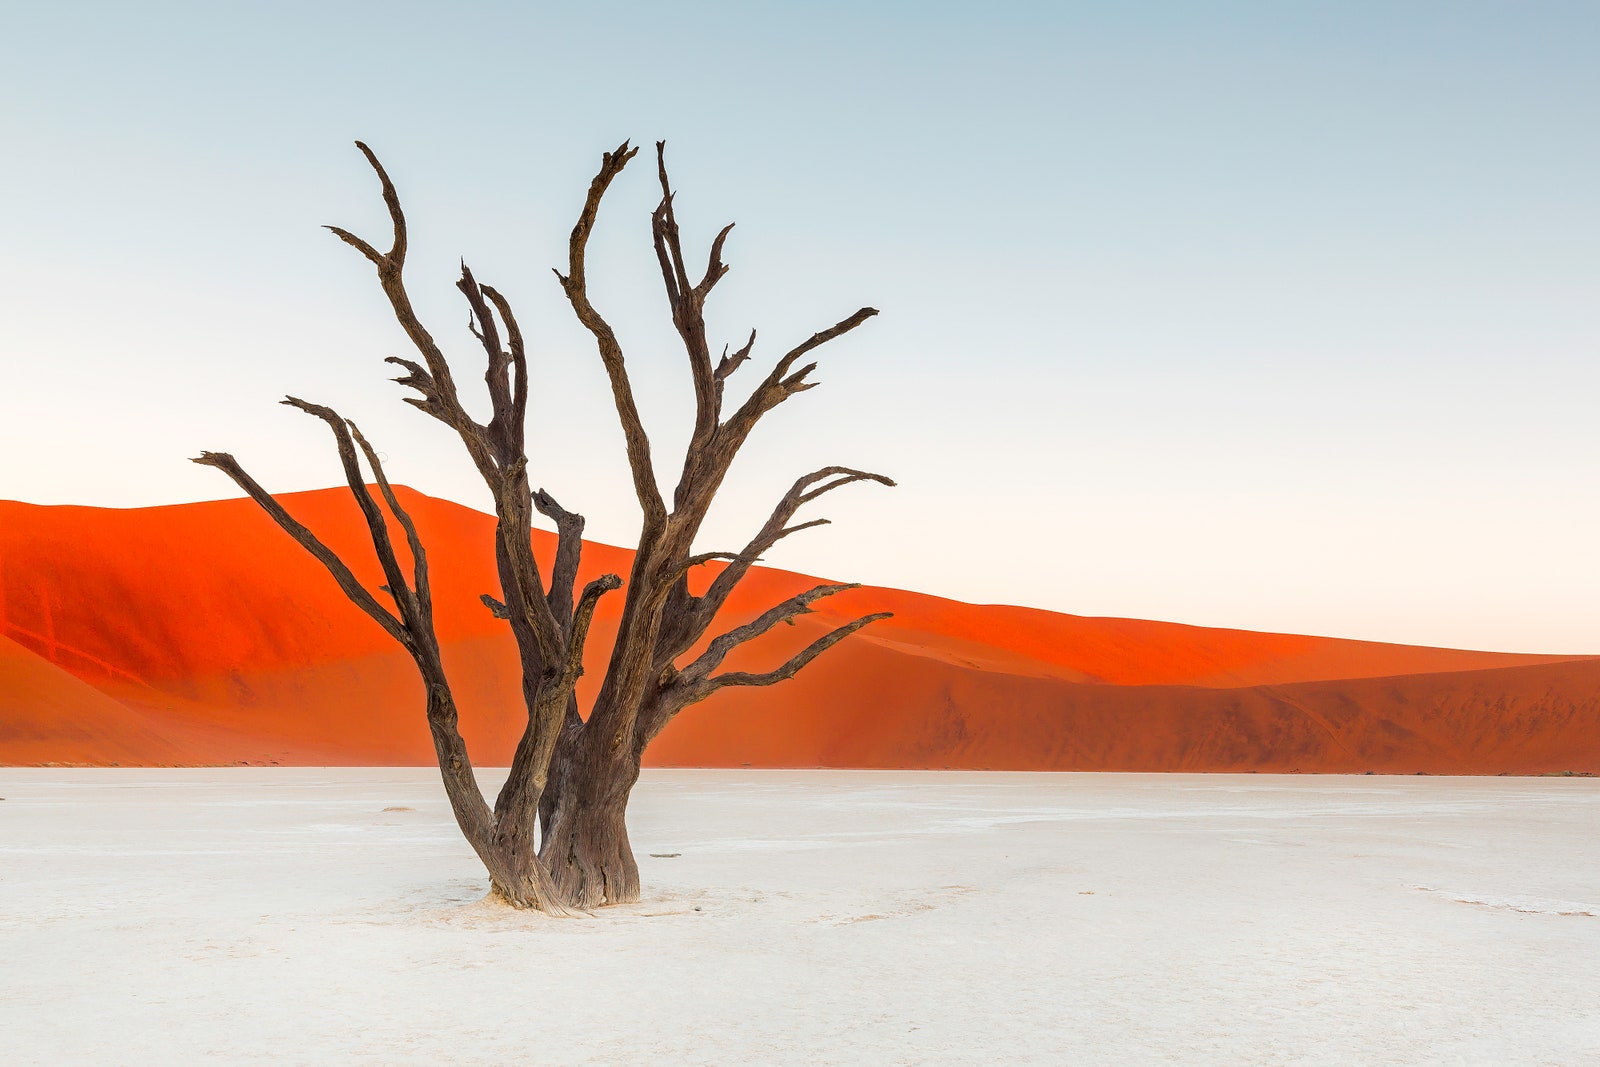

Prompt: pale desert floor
[{"left": 0, "top": 769, "right": 1596, "bottom": 1065}]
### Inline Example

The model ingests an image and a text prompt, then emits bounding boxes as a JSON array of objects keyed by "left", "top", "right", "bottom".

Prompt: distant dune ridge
[{"left": 1, "top": 489, "right": 1596, "bottom": 773}]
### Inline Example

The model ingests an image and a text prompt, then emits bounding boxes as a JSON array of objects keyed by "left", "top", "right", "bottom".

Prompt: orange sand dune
[
  {"left": 650, "top": 628, "right": 1600, "bottom": 775},
  {"left": 0, "top": 633, "right": 202, "bottom": 765},
  {"left": 1, "top": 489, "right": 1596, "bottom": 772}
]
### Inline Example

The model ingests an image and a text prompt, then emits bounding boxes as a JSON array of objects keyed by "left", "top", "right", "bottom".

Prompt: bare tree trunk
[
  {"left": 540, "top": 754, "right": 642, "bottom": 908},
  {"left": 196, "top": 137, "right": 893, "bottom": 912},
  {"left": 421, "top": 683, "right": 558, "bottom": 911},
  {"left": 538, "top": 697, "right": 584, "bottom": 837}
]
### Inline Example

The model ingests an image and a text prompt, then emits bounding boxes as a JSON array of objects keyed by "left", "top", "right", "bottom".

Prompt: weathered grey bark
[{"left": 195, "top": 139, "right": 892, "bottom": 911}]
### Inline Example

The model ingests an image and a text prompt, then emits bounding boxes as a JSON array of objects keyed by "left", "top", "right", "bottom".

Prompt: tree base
[{"left": 541, "top": 798, "right": 640, "bottom": 909}]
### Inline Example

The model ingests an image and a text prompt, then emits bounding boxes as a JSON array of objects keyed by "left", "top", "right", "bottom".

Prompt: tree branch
[
  {"left": 667, "top": 550, "right": 755, "bottom": 582},
  {"left": 533, "top": 488, "right": 586, "bottom": 630},
  {"left": 714, "top": 329, "right": 757, "bottom": 391},
  {"left": 279, "top": 397, "right": 420, "bottom": 628},
  {"left": 326, "top": 140, "right": 407, "bottom": 267},
  {"left": 190, "top": 451, "right": 408, "bottom": 649},
  {"left": 327, "top": 142, "right": 496, "bottom": 482},
  {"left": 638, "top": 601, "right": 893, "bottom": 749},
  {"left": 383, "top": 356, "right": 450, "bottom": 422},
  {"left": 695, "top": 466, "right": 894, "bottom": 633},
  {"left": 490, "top": 478, "right": 564, "bottom": 668},
  {"left": 554, "top": 140, "right": 665, "bottom": 528},
  {"left": 347, "top": 421, "right": 434, "bottom": 636},
  {"left": 704, "top": 611, "right": 892, "bottom": 692},
  {"left": 677, "top": 582, "right": 861, "bottom": 688},
  {"left": 456, "top": 265, "right": 519, "bottom": 460},
  {"left": 480, "top": 282, "right": 528, "bottom": 452},
  {"left": 696, "top": 223, "right": 735, "bottom": 303},
  {"left": 562, "top": 574, "right": 623, "bottom": 688},
  {"left": 652, "top": 141, "right": 725, "bottom": 504},
  {"left": 699, "top": 307, "right": 878, "bottom": 480}
]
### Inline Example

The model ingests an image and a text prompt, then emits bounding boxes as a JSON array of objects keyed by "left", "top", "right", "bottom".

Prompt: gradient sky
[{"left": 2, "top": 2, "right": 1598, "bottom": 653}]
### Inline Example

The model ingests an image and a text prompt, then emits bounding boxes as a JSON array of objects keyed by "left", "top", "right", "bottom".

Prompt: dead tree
[{"left": 194, "top": 140, "right": 892, "bottom": 910}]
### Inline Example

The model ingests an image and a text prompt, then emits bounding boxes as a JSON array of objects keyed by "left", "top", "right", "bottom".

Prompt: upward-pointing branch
[
  {"left": 554, "top": 140, "right": 666, "bottom": 529},
  {"left": 716, "top": 307, "right": 879, "bottom": 462},
  {"left": 324, "top": 141, "right": 406, "bottom": 268},
  {"left": 651, "top": 141, "right": 730, "bottom": 479},
  {"left": 279, "top": 398, "right": 419, "bottom": 628},
  {"left": 348, "top": 423, "right": 434, "bottom": 639},
  {"left": 326, "top": 142, "right": 495, "bottom": 482},
  {"left": 534, "top": 488, "right": 586, "bottom": 630}
]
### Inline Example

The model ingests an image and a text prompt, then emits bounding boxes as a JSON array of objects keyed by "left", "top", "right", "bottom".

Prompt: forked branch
[
  {"left": 677, "top": 582, "right": 862, "bottom": 689},
  {"left": 638, "top": 584, "right": 892, "bottom": 747},
  {"left": 324, "top": 141, "right": 406, "bottom": 267},
  {"left": 703, "top": 611, "right": 892, "bottom": 692},
  {"left": 347, "top": 422, "right": 434, "bottom": 633},
  {"left": 715, "top": 308, "right": 879, "bottom": 461},
  {"left": 687, "top": 466, "right": 894, "bottom": 641},
  {"left": 279, "top": 398, "right": 418, "bottom": 625},
  {"left": 652, "top": 141, "right": 731, "bottom": 456},
  {"left": 191, "top": 449, "right": 409, "bottom": 648}
]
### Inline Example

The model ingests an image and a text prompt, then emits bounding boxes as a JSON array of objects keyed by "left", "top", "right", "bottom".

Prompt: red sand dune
[{"left": 1, "top": 489, "right": 1596, "bottom": 773}]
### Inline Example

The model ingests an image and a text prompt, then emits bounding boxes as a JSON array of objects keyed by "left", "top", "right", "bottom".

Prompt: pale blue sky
[{"left": 2, "top": 2, "right": 1598, "bottom": 652}]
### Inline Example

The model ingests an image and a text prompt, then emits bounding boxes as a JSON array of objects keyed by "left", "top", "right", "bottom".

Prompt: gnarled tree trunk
[
  {"left": 541, "top": 757, "right": 642, "bottom": 909},
  {"left": 196, "top": 138, "right": 891, "bottom": 911}
]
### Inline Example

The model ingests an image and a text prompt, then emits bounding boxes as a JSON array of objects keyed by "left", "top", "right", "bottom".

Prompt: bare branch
[
  {"left": 480, "top": 282, "right": 529, "bottom": 447},
  {"left": 696, "top": 467, "right": 894, "bottom": 630},
  {"left": 696, "top": 223, "right": 735, "bottom": 301},
  {"left": 533, "top": 489, "right": 586, "bottom": 629},
  {"left": 280, "top": 397, "right": 418, "bottom": 627},
  {"left": 652, "top": 140, "right": 722, "bottom": 493},
  {"left": 776, "top": 517, "right": 831, "bottom": 539},
  {"left": 677, "top": 582, "right": 861, "bottom": 688},
  {"left": 715, "top": 329, "right": 756, "bottom": 383},
  {"left": 382, "top": 356, "right": 448, "bottom": 420},
  {"left": 456, "top": 265, "right": 516, "bottom": 457},
  {"left": 347, "top": 421, "right": 434, "bottom": 633},
  {"left": 652, "top": 142, "right": 696, "bottom": 314},
  {"left": 778, "top": 307, "right": 879, "bottom": 373},
  {"left": 554, "top": 140, "right": 665, "bottom": 527},
  {"left": 357, "top": 140, "right": 407, "bottom": 264},
  {"left": 191, "top": 451, "right": 408, "bottom": 648},
  {"left": 712, "top": 328, "right": 757, "bottom": 414},
  {"left": 561, "top": 574, "right": 623, "bottom": 688},
  {"left": 666, "top": 550, "right": 756, "bottom": 583},
  {"left": 720, "top": 307, "right": 878, "bottom": 451},
  {"left": 323, "top": 140, "right": 406, "bottom": 272},
  {"left": 325, "top": 226, "right": 383, "bottom": 266},
  {"left": 327, "top": 143, "right": 496, "bottom": 482},
  {"left": 490, "top": 484, "right": 565, "bottom": 668},
  {"left": 705, "top": 611, "right": 892, "bottom": 692},
  {"left": 638, "top": 602, "right": 893, "bottom": 750}
]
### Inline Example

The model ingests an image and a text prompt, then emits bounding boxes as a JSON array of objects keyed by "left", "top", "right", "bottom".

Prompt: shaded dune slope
[
  {"left": 0, "top": 633, "right": 204, "bottom": 765},
  {"left": 1, "top": 490, "right": 1595, "bottom": 772}
]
